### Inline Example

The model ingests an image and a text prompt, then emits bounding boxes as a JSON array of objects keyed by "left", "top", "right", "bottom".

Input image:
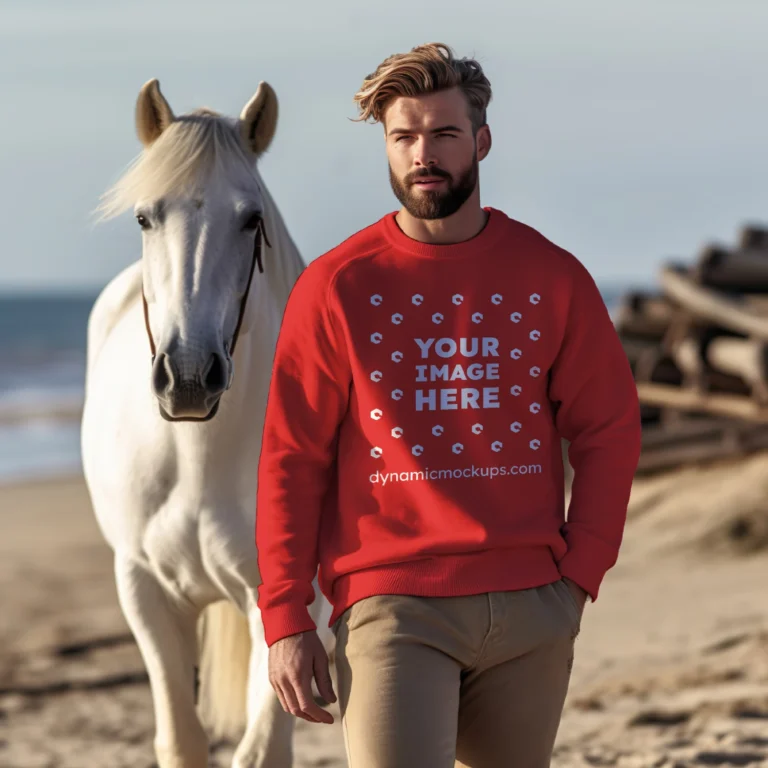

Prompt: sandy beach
[{"left": 1, "top": 460, "right": 767, "bottom": 768}]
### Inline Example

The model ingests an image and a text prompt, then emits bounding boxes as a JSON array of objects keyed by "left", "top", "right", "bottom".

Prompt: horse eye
[
  {"left": 136, "top": 214, "right": 150, "bottom": 230},
  {"left": 243, "top": 212, "right": 262, "bottom": 232}
]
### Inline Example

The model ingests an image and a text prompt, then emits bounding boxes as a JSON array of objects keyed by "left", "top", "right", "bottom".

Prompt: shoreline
[
  {"left": 0, "top": 403, "right": 82, "bottom": 427},
  {"left": 0, "top": 467, "right": 84, "bottom": 488}
]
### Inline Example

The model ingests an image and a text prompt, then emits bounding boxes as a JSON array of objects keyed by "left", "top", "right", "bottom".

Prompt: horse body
[
  {"left": 81, "top": 80, "right": 329, "bottom": 768},
  {"left": 84, "top": 259, "right": 267, "bottom": 606}
]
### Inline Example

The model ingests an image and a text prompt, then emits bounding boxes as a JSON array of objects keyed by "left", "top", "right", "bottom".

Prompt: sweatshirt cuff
[
  {"left": 557, "top": 526, "right": 620, "bottom": 602},
  {"left": 261, "top": 603, "right": 317, "bottom": 647}
]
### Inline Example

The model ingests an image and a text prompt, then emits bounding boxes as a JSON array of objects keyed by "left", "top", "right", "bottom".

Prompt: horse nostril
[
  {"left": 203, "top": 353, "right": 228, "bottom": 394},
  {"left": 152, "top": 353, "right": 173, "bottom": 395}
]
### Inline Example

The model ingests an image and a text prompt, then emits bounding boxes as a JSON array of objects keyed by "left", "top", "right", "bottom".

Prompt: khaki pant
[{"left": 332, "top": 580, "right": 581, "bottom": 768}]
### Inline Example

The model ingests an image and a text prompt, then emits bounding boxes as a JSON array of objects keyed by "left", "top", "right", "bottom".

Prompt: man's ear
[{"left": 476, "top": 124, "right": 492, "bottom": 161}]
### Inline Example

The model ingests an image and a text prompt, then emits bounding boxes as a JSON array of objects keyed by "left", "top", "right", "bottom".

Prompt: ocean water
[
  {"left": 0, "top": 294, "right": 93, "bottom": 483},
  {"left": 0, "top": 286, "right": 628, "bottom": 484}
]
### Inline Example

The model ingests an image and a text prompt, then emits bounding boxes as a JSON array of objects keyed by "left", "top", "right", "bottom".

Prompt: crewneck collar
[{"left": 381, "top": 207, "right": 508, "bottom": 259}]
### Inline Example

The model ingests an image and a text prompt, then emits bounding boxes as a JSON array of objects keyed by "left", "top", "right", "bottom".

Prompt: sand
[{"left": 1, "top": 458, "right": 767, "bottom": 768}]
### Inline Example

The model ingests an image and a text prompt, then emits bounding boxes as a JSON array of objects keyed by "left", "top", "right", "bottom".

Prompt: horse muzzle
[{"left": 151, "top": 351, "right": 231, "bottom": 422}]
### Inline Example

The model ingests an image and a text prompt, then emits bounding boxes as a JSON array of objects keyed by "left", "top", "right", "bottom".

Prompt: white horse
[{"left": 81, "top": 79, "right": 332, "bottom": 768}]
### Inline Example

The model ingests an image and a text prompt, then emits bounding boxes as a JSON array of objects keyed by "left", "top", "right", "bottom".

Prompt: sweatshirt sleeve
[
  {"left": 548, "top": 256, "right": 642, "bottom": 601},
  {"left": 255, "top": 261, "right": 351, "bottom": 647}
]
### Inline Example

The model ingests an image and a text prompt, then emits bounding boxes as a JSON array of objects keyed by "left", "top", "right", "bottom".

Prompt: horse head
[{"left": 101, "top": 79, "right": 278, "bottom": 421}]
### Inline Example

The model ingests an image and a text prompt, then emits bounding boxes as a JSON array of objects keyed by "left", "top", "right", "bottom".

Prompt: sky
[{"left": 1, "top": 0, "right": 767, "bottom": 293}]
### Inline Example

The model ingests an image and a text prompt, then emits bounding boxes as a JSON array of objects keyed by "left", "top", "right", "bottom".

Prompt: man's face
[{"left": 384, "top": 87, "right": 491, "bottom": 220}]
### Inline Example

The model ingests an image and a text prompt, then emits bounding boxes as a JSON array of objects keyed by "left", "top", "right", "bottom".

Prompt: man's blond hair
[{"left": 353, "top": 43, "right": 492, "bottom": 132}]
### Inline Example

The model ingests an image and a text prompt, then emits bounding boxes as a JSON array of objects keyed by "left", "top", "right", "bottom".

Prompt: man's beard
[{"left": 389, "top": 154, "right": 479, "bottom": 220}]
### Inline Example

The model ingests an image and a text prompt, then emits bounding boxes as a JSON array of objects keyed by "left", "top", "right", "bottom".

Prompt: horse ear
[
  {"left": 239, "top": 82, "right": 278, "bottom": 157},
  {"left": 136, "top": 79, "right": 175, "bottom": 147}
]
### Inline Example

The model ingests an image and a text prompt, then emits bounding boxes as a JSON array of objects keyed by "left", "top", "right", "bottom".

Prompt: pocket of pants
[
  {"left": 332, "top": 602, "right": 358, "bottom": 638},
  {"left": 555, "top": 578, "right": 582, "bottom": 634},
  {"left": 333, "top": 596, "right": 376, "bottom": 637}
]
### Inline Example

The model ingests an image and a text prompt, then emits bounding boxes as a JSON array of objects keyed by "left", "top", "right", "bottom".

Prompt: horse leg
[
  {"left": 231, "top": 597, "right": 294, "bottom": 768},
  {"left": 115, "top": 556, "right": 207, "bottom": 768}
]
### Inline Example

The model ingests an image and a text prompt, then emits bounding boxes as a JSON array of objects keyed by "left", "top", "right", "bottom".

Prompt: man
[{"left": 255, "top": 42, "right": 642, "bottom": 767}]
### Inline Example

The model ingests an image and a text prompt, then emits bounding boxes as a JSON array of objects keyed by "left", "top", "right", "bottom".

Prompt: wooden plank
[
  {"left": 704, "top": 335, "right": 768, "bottom": 404},
  {"left": 659, "top": 265, "right": 768, "bottom": 340},
  {"left": 641, "top": 416, "right": 739, "bottom": 449},
  {"left": 669, "top": 337, "right": 702, "bottom": 379},
  {"left": 697, "top": 248, "right": 768, "bottom": 293},
  {"left": 637, "top": 436, "right": 765, "bottom": 473},
  {"left": 739, "top": 225, "right": 768, "bottom": 251},
  {"left": 614, "top": 293, "right": 676, "bottom": 338},
  {"left": 744, "top": 294, "right": 768, "bottom": 316},
  {"left": 621, "top": 336, "right": 663, "bottom": 365},
  {"left": 637, "top": 422, "right": 768, "bottom": 473},
  {"left": 635, "top": 353, "right": 683, "bottom": 387},
  {"left": 638, "top": 440, "right": 728, "bottom": 473},
  {"left": 640, "top": 404, "right": 663, "bottom": 425},
  {"left": 666, "top": 333, "right": 753, "bottom": 396},
  {"left": 636, "top": 381, "right": 768, "bottom": 423}
]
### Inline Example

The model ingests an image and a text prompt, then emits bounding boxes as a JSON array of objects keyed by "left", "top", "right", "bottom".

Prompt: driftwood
[
  {"left": 640, "top": 416, "right": 742, "bottom": 449},
  {"left": 668, "top": 337, "right": 701, "bottom": 381},
  {"left": 635, "top": 382, "right": 768, "bottom": 423},
  {"left": 615, "top": 222, "right": 768, "bottom": 473},
  {"left": 623, "top": 338, "right": 681, "bottom": 387},
  {"left": 640, "top": 404, "right": 663, "bottom": 425},
  {"left": 615, "top": 292, "right": 676, "bottom": 339},
  {"left": 705, "top": 336, "right": 768, "bottom": 404},
  {"left": 664, "top": 332, "right": 754, "bottom": 398},
  {"left": 659, "top": 265, "right": 768, "bottom": 340},
  {"left": 744, "top": 294, "right": 768, "bottom": 315},
  {"left": 738, "top": 225, "right": 768, "bottom": 251},
  {"left": 697, "top": 247, "right": 768, "bottom": 294},
  {"left": 637, "top": 421, "right": 768, "bottom": 473},
  {"left": 632, "top": 350, "right": 683, "bottom": 388},
  {"left": 622, "top": 336, "right": 665, "bottom": 367}
]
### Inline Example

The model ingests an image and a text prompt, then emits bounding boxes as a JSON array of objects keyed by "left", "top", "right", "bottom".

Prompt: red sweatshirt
[{"left": 255, "top": 208, "right": 642, "bottom": 647}]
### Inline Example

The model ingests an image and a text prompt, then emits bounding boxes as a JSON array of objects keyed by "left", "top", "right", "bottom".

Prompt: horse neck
[
  {"left": 255, "top": 167, "right": 306, "bottom": 312},
  {"left": 228, "top": 170, "right": 305, "bottom": 408}
]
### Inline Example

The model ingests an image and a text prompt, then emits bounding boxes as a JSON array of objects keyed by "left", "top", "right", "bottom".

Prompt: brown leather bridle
[{"left": 141, "top": 217, "right": 270, "bottom": 364}]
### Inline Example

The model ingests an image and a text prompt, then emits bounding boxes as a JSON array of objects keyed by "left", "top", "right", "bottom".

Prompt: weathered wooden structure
[{"left": 615, "top": 225, "right": 768, "bottom": 473}]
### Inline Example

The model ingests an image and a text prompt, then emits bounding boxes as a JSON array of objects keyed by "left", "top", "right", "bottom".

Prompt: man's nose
[{"left": 413, "top": 137, "right": 438, "bottom": 167}]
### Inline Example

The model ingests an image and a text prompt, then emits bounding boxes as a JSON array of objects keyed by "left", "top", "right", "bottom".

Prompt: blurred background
[
  {"left": 2, "top": 2, "right": 768, "bottom": 767},
  {"left": 3, "top": 0, "right": 767, "bottom": 483}
]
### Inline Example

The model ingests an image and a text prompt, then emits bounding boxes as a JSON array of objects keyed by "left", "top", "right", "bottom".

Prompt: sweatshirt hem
[{"left": 326, "top": 546, "right": 562, "bottom": 626}]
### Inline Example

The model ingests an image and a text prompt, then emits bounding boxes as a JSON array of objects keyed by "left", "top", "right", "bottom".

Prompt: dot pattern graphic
[{"left": 367, "top": 290, "right": 545, "bottom": 460}]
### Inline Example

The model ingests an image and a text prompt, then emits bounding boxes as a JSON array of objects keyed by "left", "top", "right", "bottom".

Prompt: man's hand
[
  {"left": 562, "top": 576, "right": 588, "bottom": 613},
  {"left": 268, "top": 630, "right": 337, "bottom": 724}
]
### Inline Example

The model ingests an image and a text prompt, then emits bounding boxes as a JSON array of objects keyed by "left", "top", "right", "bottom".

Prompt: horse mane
[{"left": 97, "top": 108, "right": 252, "bottom": 220}]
